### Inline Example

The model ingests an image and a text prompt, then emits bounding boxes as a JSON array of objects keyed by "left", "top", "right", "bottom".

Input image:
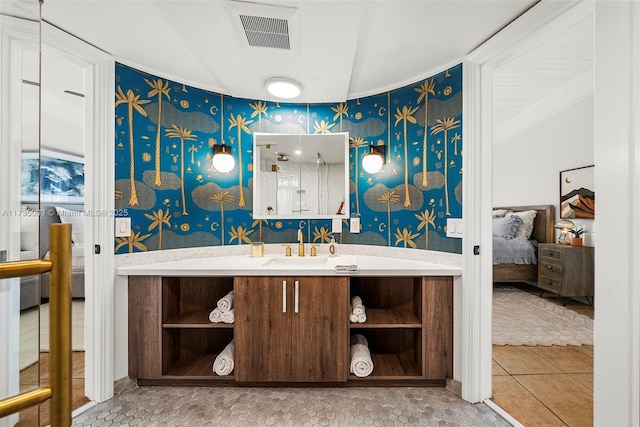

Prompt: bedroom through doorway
[{"left": 489, "top": 7, "right": 595, "bottom": 426}]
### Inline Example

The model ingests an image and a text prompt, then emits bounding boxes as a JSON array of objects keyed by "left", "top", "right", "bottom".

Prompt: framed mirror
[{"left": 253, "top": 132, "right": 349, "bottom": 219}]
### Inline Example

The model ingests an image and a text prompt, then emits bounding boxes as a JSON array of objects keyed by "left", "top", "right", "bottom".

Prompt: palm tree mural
[
  {"left": 395, "top": 227, "right": 419, "bottom": 249},
  {"left": 229, "top": 225, "right": 253, "bottom": 245},
  {"left": 115, "top": 86, "right": 150, "bottom": 206},
  {"left": 165, "top": 124, "right": 197, "bottom": 215},
  {"left": 228, "top": 114, "right": 254, "bottom": 207},
  {"left": 115, "top": 231, "right": 152, "bottom": 253},
  {"left": 313, "top": 120, "right": 335, "bottom": 134},
  {"left": 394, "top": 105, "right": 420, "bottom": 207},
  {"left": 188, "top": 145, "right": 198, "bottom": 164},
  {"left": 415, "top": 207, "right": 436, "bottom": 250},
  {"left": 415, "top": 78, "right": 435, "bottom": 187},
  {"left": 145, "top": 78, "right": 171, "bottom": 186},
  {"left": 144, "top": 208, "right": 171, "bottom": 250},
  {"left": 378, "top": 190, "right": 400, "bottom": 246},
  {"left": 451, "top": 132, "right": 461, "bottom": 155},
  {"left": 313, "top": 226, "right": 331, "bottom": 243},
  {"left": 209, "top": 190, "right": 234, "bottom": 245},
  {"left": 251, "top": 218, "right": 268, "bottom": 241},
  {"left": 430, "top": 117, "right": 461, "bottom": 216},
  {"left": 331, "top": 102, "right": 349, "bottom": 131},
  {"left": 349, "top": 136, "right": 368, "bottom": 216},
  {"left": 249, "top": 101, "right": 268, "bottom": 131}
]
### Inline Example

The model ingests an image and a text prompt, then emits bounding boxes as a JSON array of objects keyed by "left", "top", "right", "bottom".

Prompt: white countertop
[{"left": 116, "top": 254, "right": 462, "bottom": 277}]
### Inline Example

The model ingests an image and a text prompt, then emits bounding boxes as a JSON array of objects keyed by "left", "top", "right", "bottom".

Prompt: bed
[
  {"left": 40, "top": 204, "right": 85, "bottom": 300},
  {"left": 20, "top": 204, "right": 85, "bottom": 309},
  {"left": 492, "top": 205, "right": 554, "bottom": 283}
]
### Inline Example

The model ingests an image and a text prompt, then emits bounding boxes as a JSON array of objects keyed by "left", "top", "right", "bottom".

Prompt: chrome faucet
[{"left": 297, "top": 228, "right": 305, "bottom": 257}]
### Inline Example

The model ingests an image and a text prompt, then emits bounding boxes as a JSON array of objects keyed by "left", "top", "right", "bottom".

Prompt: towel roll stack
[
  {"left": 209, "top": 290, "right": 235, "bottom": 324},
  {"left": 349, "top": 296, "right": 367, "bottom": 323},
  {"left": 349, "top": 334, "right": 374, "bottom": 377},
  {"left": 213, "top": 339, "right": 234, "bottom": 376}
]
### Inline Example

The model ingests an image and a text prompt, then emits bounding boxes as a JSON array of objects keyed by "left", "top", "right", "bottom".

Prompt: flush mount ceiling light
[
  {"left": 212, "top": 144, "right": 235, "bottom": 173},
  {"left": 362, "top": 144, "right": 386, "bottom": 174},
  {"left": 265, "top": 77, "right": 302, "bottom": 99}
]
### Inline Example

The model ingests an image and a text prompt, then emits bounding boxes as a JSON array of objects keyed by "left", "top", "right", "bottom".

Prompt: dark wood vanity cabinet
[
  {"left": 234, "top": 276, "right": 349, "bottom": 383},
  {"left": 128, "top": 273, "right": 453, "bottom": 387}
]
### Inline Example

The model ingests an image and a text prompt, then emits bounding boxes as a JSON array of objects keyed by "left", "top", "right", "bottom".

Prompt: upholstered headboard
[{"left": 494, "top": 205, "right": 555, "bottom": 243}]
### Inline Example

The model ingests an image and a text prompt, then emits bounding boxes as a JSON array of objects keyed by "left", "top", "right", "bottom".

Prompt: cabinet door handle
[
  {"left": 294, "top": 280, "right": 299, "bottom": 313},
  {"left": 282, "top": 280, "right": 287, "bottom": 313}
]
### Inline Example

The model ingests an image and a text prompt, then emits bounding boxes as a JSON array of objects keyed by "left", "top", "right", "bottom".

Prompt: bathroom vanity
[{"left": 122, "top": 255, "right": 458, "bottom": 387}]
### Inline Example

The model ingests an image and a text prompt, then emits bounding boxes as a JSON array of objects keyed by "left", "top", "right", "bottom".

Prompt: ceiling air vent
[
  {"left": 227, "top": 1, "right": 299, "bottom": 51},
  {"left": 240, "top": 14, "right": 290, "bottom": 50}
]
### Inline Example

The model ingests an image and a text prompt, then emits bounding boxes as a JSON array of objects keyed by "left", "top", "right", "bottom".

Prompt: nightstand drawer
[
  {"left": 539, "top": 260, "right": 563, "bottom": 277},
  {"left": 540, "top": 246, "right": 563, "bottom": 260},
  {"left": 539, "top": 274, "right": 562, "bottom": 292}
]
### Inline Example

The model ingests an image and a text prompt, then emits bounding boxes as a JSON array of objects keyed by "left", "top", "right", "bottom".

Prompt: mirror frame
[{"left": 253, "top": 132, "right": 350, "bottom": 220}]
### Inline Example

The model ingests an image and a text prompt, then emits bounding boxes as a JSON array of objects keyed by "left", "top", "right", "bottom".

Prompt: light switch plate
[
  {"left": 350, "top": 217, "right": 360, "bottom": 233},
  {"left": 446, "top": 218, "right": 463, "bottom": 238},
  {"left": 115, "top": 217, "right": 131, "bottom": 237}
]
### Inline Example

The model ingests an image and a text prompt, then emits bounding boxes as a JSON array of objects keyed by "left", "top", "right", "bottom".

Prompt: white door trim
[
  {"left": 461, "top": 0, "right": 593, "bottom": 403},
  {"left": 593, "top": 1, "right": 640, "bottom": 425},
  {"left": 41, "top": 21, "right": 115, "bottom": 402}
]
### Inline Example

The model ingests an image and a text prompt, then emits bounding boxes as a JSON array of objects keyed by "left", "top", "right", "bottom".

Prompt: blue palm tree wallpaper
[{"left": 114, "top": 63, "right": 463, "bottom": 254}]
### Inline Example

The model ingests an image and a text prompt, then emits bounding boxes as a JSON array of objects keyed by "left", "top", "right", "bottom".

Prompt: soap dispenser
[{"left": 329, "top": 236, "right": 337, "bottom": 257}]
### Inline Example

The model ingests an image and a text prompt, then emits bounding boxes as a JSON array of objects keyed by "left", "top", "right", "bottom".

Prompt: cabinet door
[
  {"left": 291, "top": 277, "right": 348, "bottom": 382},
  {"left": 234, "top": 276, "right": 292, "bottom": 382}
]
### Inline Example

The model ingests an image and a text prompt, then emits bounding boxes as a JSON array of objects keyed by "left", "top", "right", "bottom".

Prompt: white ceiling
[
  {"left": 41, "top": 0, "right": 539, "bottom": 104},
  {"left": 493, "top": 13, "right": 594, "bottom": 133}
]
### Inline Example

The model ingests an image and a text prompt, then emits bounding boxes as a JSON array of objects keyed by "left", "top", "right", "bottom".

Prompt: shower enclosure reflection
[{"left": 253, "top": 132, "right": 349, "bottom": 219}]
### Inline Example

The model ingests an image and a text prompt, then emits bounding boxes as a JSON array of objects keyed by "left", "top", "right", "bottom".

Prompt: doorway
[{"left": 488, "top": 8, "right": 595, "bottom": 426}]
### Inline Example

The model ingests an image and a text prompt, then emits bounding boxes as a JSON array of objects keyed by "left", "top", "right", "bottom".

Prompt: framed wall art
[
  {"left": 559, "top": 165, "right": 594, "bottom": 219},
  {"left": 21, "top": 149, "right": 85, "bottom": 203}
]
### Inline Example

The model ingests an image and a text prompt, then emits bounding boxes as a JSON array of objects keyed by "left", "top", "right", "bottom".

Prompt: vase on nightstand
[{"left": 571, "top": 237, "right": 583, "bottom": 246}]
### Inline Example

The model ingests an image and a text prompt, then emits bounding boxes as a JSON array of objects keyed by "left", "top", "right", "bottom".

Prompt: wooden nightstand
[{"left": 537, "top": 243, "right": 594, "bottom": 304}]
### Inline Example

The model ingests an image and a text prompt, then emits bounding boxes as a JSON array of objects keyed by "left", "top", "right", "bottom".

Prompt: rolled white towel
[
  {"left": 213, "top": 339, "right": 234, "bottom": 376},
  {"left": 351, "top": 296, "right": 365, "bottom": 315},
  {"left": 350, "top": 334, "right": 374, "bottom": 377},
  {"left": 221, "top": 308, "right": 235, "bottom": 324},
  {"left": 208, "top": 307, "right": 223, "bottom": 323},
  {"left": 217, "top": 290, "right": 235, "bottom": 312},
  {"left": 349, "top": 310, "right": 367, "bottom": 323}
]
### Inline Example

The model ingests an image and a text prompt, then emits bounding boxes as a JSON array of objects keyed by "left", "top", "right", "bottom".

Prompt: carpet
[
  {"left": 19, "top": 301, "right": 85, "bottom": 370},
  {"left": 493, "top": 287, "right": 593, "bottom": 346}
]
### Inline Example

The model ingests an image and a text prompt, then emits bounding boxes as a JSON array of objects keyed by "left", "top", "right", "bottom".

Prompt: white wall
[{"left": 493, "top": 94, "right": 595, "bottom": 245}]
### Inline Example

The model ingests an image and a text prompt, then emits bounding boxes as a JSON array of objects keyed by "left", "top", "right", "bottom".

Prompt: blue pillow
[{"left": 492, "top": 215, "right": 522, "bottom": 240}]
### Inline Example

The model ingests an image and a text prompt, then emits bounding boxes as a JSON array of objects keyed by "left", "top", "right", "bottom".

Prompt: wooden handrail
[{"left": 0, "top": 223, "right": 72, "bottom": 426}]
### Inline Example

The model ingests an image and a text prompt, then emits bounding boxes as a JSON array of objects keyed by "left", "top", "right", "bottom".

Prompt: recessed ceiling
[{"left": 41, "top": 0, "right": 538, "bottom": 103}]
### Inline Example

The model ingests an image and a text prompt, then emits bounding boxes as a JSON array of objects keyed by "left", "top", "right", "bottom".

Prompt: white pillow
[
  {"left": 20, "top": 211, "right": 39, "bottom": 251},
  {"left": 492, "top": 209, "right": 513, "bottom": 218},
  {"left": 511, "top": 210, "right": 537, "bottom": 240},
  {"left": 55, "top": 207, "right": 84, "bottom": 247}
]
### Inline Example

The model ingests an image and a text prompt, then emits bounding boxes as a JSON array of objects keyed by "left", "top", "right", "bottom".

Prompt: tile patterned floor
[
  {"left": 491, "top": 283, "right": 594, "bottom": 427},
  {"left": 71, "top": 386, "right": 509, "bottom": 426}
]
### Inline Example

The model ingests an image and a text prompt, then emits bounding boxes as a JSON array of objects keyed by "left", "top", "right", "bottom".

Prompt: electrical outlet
[
  {"left": 350, "top": 217, "right": 360, "bottom": 233},
  {"left": 332, "top": 218, "right": 342, "bottom": 233}
]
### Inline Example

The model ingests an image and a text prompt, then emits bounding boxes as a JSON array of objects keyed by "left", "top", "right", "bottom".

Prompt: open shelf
[
  {"left": 349, "top": 353, "right": 421, "bottom": 380},
  {"left": 349, "top": 308, "right": 421, "bottom": 328},
  {"left": 164, "top": 308, "right": 234, "bottom": 328},
  {"left": 163, "top": 353, "right": 234, "bottom": 379}
]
